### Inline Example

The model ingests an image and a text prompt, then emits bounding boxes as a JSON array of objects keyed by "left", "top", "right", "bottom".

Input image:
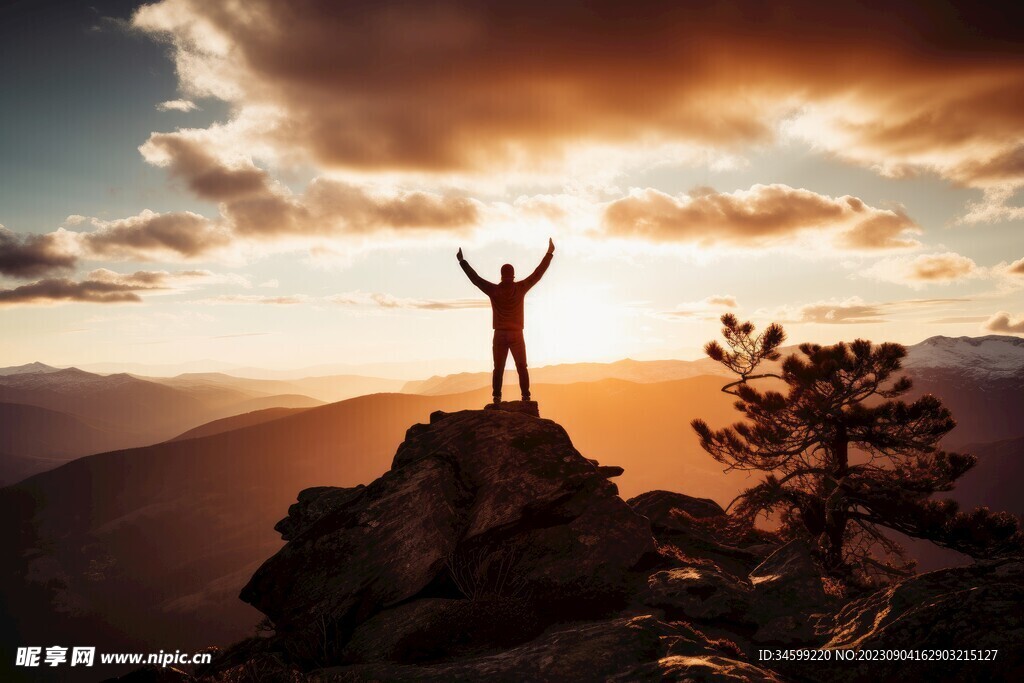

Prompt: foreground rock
[
  {"left": 178, "top": 409, "right": 1024, "bottom": 682},
  {"left": 796, "top": 558, "right": 1024, "bottom": 683},
  {"left": 240, "top": 408, "right": 655, "bottom": 664},
  {"left": 315, "top": 615, "right": 784, "bottom": 682},
  {"left": 484, "top": 400, "right": 540, "bottom": 417},
  {"left": 747, "top": 540, "right": 833, "bottom": 644},
  {"left": 629, "top": 490, "right": 776, "bottom": 577}
]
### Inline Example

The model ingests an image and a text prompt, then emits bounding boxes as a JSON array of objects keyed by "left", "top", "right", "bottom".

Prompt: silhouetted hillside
[
  {"left": 147, "top": 372, "right": 405, "bottom": 404},
  {"left": 0, "top": 366, "right": 325, "bottom": 481},
  {"left": 169, "top": 407, "right": 312, "bottom": 442},
  {"left": 0, "top": 402, "right": 132, "bottom": 485}
]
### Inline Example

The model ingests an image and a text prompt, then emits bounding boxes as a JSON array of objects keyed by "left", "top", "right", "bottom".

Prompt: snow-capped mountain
[
  {"left": 899, "top": 335, "right": 1024, "bottom": 446},
  {"left": 904, "top": 335, "right": 1024, "bottom": 380}
]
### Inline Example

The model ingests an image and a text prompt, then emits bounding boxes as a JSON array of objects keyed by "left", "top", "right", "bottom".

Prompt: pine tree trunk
[{"left": 822, "top": 426, "right": 850, "bottom": 571}]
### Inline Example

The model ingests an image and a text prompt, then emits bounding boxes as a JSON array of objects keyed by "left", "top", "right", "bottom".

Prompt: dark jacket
[{"left": 460, "top": 253, "right": 553, "bottom": 330}]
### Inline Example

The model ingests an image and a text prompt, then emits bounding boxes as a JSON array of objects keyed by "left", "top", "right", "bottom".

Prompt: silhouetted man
[{"left": 457, "top": 239, "right": 554, "bottom": 403}]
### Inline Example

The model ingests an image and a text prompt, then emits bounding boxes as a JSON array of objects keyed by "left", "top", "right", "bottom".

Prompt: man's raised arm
[
  {"left": 521, "top": 238, "right": 555, "bottom": 291},
  {"left": 457, "top": 247, "right": 495, "bottom": 294}
]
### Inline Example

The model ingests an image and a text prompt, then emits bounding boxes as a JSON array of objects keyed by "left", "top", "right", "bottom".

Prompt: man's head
[{"left": 501, "top": 263, "right": 515, "bottom": 281}]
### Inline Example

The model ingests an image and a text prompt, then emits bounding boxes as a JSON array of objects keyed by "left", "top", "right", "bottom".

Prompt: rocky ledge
[
  {"left": 177, "top": 408, "right": 1023, "bottom": 683},
  {"left": 484, "top": 399, "right": 540, "bottom": 417}
]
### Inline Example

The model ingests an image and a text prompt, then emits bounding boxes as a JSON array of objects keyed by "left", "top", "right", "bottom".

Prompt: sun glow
[{"left": 525, "top": 284, "right": 633, "bottom": 364}]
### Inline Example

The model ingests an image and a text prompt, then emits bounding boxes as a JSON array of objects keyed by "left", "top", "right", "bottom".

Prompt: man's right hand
[{"left": 457, "top": 247, "right": 464, "bottom": 262}]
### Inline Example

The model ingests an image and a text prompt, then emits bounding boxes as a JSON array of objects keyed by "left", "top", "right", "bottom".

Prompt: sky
[{"left": 1, "top": 0, "right": 1022, "bottom": 373}]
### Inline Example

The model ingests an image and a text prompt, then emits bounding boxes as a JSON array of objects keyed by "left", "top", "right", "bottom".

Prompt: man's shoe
[
  {"left": 493, "top": 396, "right": 501, "bottom": 404},
  {"left": 522, "top": 394, "right": 531, "bottom": 402}
]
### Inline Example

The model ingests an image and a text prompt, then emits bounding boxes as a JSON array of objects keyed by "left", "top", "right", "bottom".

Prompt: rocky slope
[{"left": 167, "top": 405, "right": 1023, "bottom": 683}]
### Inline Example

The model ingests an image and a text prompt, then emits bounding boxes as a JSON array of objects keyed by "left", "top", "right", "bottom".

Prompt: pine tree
[{"left": 692, "top": 314, "right": 1022, "bottom": 585}]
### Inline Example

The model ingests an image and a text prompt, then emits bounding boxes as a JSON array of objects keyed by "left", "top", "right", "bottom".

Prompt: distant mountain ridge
[
  {"left": 0, "top": 403, "right": 129, "bottom": 486},
  {"left": 402, "top": 334, "right": 1024, "bottom": 395},
  {"left": 143, "top": 371, "right": 405, "bottom": 403},
  {"left": 402, "top": 357, "right": 730, "bottom": 394},
  {"left": 0, "top": 366, "right": 324, "bottom": 484},
  {"left": 0, "top": 361, "right": 62, "bottom": 376},
  {"left": 1, "top": 333, "right": 1019, "bottom": 483}
]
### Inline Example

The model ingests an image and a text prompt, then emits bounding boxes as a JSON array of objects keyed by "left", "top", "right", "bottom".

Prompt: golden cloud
[
  {"left": 0, "top": 269, "right": 205, "bottom": 306},
  {"left": 863, "top": 252, "right": 981, "bottom": 286},
  {"left": 602, "top": 184, "right": 920, "bottom": 250},
  {"left": 133, "top": 0, "right": 1024, "bottom": 215},
  {"left": 0, "top": 226, "right": 78, "bottom": 277},
  {"left": 984, "top": 311, "right": 1024, "bottom": 334}
]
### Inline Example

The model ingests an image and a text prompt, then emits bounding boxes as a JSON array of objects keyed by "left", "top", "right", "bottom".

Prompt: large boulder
[
  {"left": 99, "top": 666, "right": 195, "bottom": 683},
  {"left": 240, "top": 409, "right": 655, "bottom": 659},
  {"left": 274, "top": 485, "right": 366, "bottom": 541},
  {"left": 747, "top": 539, "right": 832, "bottom": 644},
  {"left": 642, "top": 566, "right": 754, "bottom": 622},
  {"left": 341, "top": 597, "right": 542, "bottom": 663},
  {"left": 630, "top": 490, "right": 727, "bottom": 524},
  {"left": 628, "top": 490, "right": 774, "bottom": 576},
  {"left": 796, "top": 559, "right": 1024, "bottom": 683},
  {"left": 314, "top": 615, "right": 781, "bottom": 682}
]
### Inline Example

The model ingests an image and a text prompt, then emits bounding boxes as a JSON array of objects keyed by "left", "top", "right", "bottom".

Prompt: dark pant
[{"left": 493, "top": 329, "right": 529, "bottom": 400}]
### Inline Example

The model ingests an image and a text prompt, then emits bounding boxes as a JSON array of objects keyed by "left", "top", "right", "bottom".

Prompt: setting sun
[{"left": 526, "top": 284, "right": 633, "bottom": 363}]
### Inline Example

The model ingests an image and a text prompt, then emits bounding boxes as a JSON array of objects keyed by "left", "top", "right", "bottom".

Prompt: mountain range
[
  {"left": 402, "top": 334, "right": 1024, "bottom": 395},
  {"left": 0, "top": 364, "right": 420, "bottom": 485},
  {"left": 0, "top": 365, "right": 320, "bottom": 484}
]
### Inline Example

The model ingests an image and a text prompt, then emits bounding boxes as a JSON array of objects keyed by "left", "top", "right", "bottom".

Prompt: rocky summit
[{"left": 175, "top": 408, "right": 1024, "bottom": 682}]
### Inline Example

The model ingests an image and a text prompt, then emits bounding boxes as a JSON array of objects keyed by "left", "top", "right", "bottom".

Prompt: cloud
[
  {"left": 367, "top": 292, "right": 487, "bottom": 310},
  {"left": 0, "top": 273, "right": 161, "bottom": 306},
  {"left": 139, "top": 132, "right": 478, "bottom": 249},
  {"left": 156, "top": 99, "right": 198, "bottom": 112},
  {"left": 766, "top": 296, "right": 969, "bottom": 325},
  {"left": 0, "top": 226, "right": 78, "bottom": 277},
  {"left": 131, "top": 0, "right": 1024, "bottom": 219},
  {"left": 0, "top": 134, "right": 481, "bottom": 267},
  {"left": 202, "top": 290, "right": 488, "bottom": 310},
  {"left": 794, "top": 298, "right": 888, "bottom": 325},
  {"left": 929, "top": 316, "right": 989, "bottom": 324},
  {"left": 906, "top": 253, "right": 979, "bottom": 282},
  {"left": 602, "top": 184, "right": 920, "bottom": 250},
  {"left": 73, "top": 210, "right": 230, "bottom": 261},
  {"left": 1006, "top": 257, "right": 1024, "bottom": 275},
  {"left": 0, "top": 279, "right": 148, "bottom": 305},
  {"left": 659, "top": 294, "right": 738, "bottom": 319},
  {"left": 705, "top": 295, "right": 738, "bottom": 308},
  {"left": 328, "top": 292, "right": 488, "bottom": 310},
  {"left": 85, "top": 267, "right": 243, "bottom": 288},
  {"left": 863, "top": 252, "right": 981, "bottom": 286},
  {"left": 984, "top": 312, "right": 1024, "bottom": 334},
  {"left": 142, "top": 132, "right": 273, "bottom": 202},
  {"left": 210, "top": 332, "right": 270, "bottom": 339},
  {"left": 0, "top": 269, "right": 241, "bottom": 307},
  {"left": 204, "top": 294, "right": 308, "bottom": 305}
]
